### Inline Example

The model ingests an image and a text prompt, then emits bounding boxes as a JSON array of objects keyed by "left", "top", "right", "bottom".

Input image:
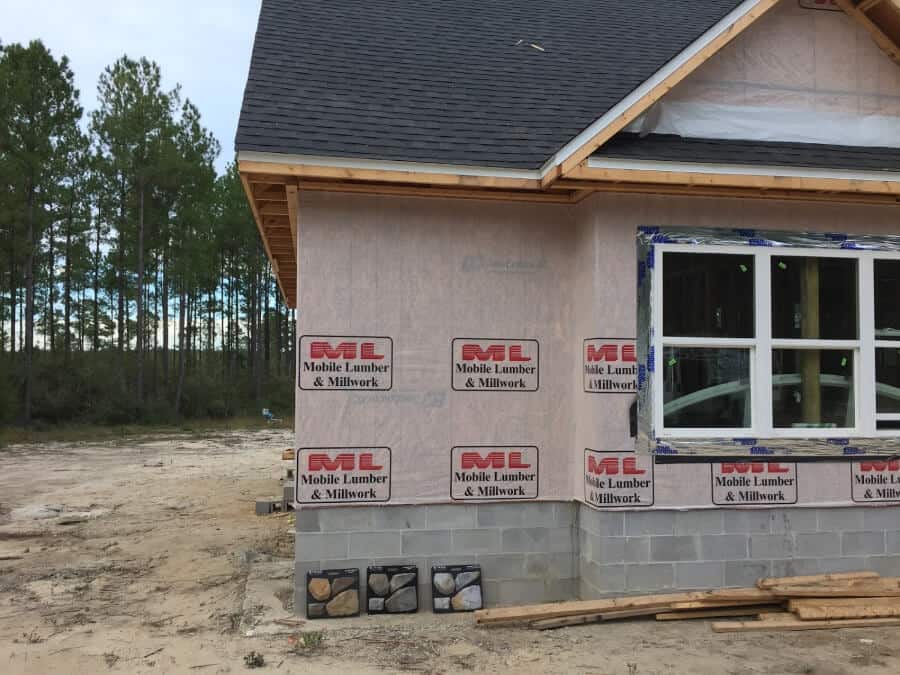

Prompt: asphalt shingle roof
[
  {"left": 593, "top": 133, "right": 900, "bottom": 172},
  {"left": 236, "top": 0, "right": 747, "bottom": 170}
]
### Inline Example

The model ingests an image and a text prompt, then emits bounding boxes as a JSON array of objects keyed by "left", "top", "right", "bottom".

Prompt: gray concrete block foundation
[{"left": 295, "top": 502, "right": 900, "bottom": 609}]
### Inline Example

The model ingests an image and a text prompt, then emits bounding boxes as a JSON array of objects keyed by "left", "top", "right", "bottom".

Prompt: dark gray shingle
[{"left": 236, "top": 0, "right": 747, "bottom": 169}]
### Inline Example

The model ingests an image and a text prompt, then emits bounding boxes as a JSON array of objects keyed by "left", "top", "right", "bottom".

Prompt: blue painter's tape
[
  {"left": 733, "top": 229, "right": 756, "bottom": 238},
  {"left": 842, "top": 446, "right": 863, "bottom": 455},
  {"left": 840, "top": 241, "right": 862, "bottom": 250},
  {"left": 750, "top": 446, "right": 775, "bottom": 455},
  {"left": 647, "top": 245, "right": 655, "bottom": 269},
  {"left": 638, "top": 226, "right": 660, "bottom": 235},
  {"left": 826, "top": 233, "right": 849, "bottom": 242},
  {"left": 748, "top": 238, "right": 773, "bottom": 247},
  {"left": 638, "top": 364, "right": 647, "bottom": 388},
  {"left": 647, "top": 346, "right": 655, "bottom": 373},
  {"left": 651, "top": 233, "right": 675, "bottom": 244},
  {"left": 735, "top": 438, "right": 759, "bottom": 446},
  {"left": 827, "top": 438, "right": 850, "bottom": 446},
  {"left": 655, "top": 444, "right": 677, "bottom": 455}
]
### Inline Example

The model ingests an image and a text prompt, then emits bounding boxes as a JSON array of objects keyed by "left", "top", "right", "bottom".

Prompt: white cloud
[{"left": 1, "top": 0, "right": 263, "bottom": 173}]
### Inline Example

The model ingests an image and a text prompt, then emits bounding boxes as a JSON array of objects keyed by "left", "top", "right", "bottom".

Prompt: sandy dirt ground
[{"left": 2, "top": 429, "right": 900, "bottom": 675}]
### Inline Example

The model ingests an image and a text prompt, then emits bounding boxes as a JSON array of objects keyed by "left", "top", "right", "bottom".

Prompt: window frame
[{"left": 651, "top": 242, "right": 900, "bottom": 441}]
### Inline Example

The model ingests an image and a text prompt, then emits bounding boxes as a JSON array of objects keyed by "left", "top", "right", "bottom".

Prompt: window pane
[
  {"left": 875, "top": 260, "right": 900, "bottom": 341},
  {"left": 876, "top": 348, "right": 900, "bottom": 414},
  {"left": 663, "top": 347, "right": 751, "bottom": 428},
  {"left": 663, "top": 252, "right": 754, "bottom": 338},
  {"left": 771, "top": 257, "right": 857, "bottom": 339},
  {"left": 772, "top": 349, "right": 854, "bottom": 428}
]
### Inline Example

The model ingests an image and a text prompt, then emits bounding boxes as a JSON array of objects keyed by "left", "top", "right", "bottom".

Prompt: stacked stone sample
[
  {"left": 432, "top": 564, "right": 483, "bottom": 612},
  {"left": 306, "top": 569, "right": 360, "bottom": 619},
  {"left": 366, "top": 565, "right": 419, "bottom": 614}
]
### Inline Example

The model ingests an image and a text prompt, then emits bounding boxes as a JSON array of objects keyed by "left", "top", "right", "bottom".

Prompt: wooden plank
[
  {"left": 712, "top": 616, "right": 900, "bottom": 633},
  {"left": 531, "top": 607, "right": 669, "bottom": 630},
  {"left": 655, "top": 606, "right": 784, "bottom": 621},
  {"left": 789, "top": 597, "right": 900, "bottom": 611},
  {"left": 758, "top": 572, "right": 879, "bottom": 589},
  {"left": 552, "top": 0, "right": 782, "bottom": 182},
  {"left": 295, "top": 179, "right": 575, "bottom": 204},
  {"left": 564, "top": 164, "right": 900, "bottom": 196},
  {"left": 474, "top": 588, "right": 777, "bottom": 625},
  {"left": 668, "top": 599, "right": 782, "bottom": 611},
  {"left": 769, "top": 580, "right": 900, "bottom": 598},
  {"left": 240, "top": 160, "right": 542, "bottom": 191},
  {"left": 834, "top": 0, "right": 900, "bottom": 64},
  {"left": 794, "top": 603, "right": 900, "bottom": 621},
  {"left": 286, "top": 184, "right": 299, "bottom": 250}
]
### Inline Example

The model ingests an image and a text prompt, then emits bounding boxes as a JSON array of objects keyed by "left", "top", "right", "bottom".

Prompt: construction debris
[{"left": 474, "top": 572, "right": 900, "bottom": 633}]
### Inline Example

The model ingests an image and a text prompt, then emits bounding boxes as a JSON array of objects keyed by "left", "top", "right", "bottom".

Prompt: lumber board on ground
[
  {"left": 769, "top": 581, "right": 900, "bottom": 598},
  {"left": 712, "top": 616, "right": 900, "bottom": 633},
  {"left": 789, "top": 597, "right": 900, "bottom": 611},
  {"left": 474, "top": 588, "right": 777, "bottom": 625},
  {"left": 655, "top": 606, "right": 784, "bottom": 621},
  {"left": 757, "top": 571, "right": 878, "bottom": 589},
  {"left": 668, "top": 599, "right": 780, "bottom": 610},
  {"left": 793, "top": 603, "right": 900, "bottom": 620},
  {"left": 531, "top": 607, "right": 669, "bottom": 630}
]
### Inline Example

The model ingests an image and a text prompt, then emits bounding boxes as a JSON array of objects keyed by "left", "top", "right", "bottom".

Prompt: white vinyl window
[{"left": 652, "top": 244, "right": 900, "bottom": 440}]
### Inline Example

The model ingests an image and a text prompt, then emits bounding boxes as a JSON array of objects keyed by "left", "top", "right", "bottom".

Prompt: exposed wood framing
[
  {"left": 835, "top": 0, "right": 900, "bottom": 63},
  {"left": 546, "top": 0, "right": 782, "bottom": 185},
  {"left": 293, "top": 179, "right": 576, "bottom": 203}
]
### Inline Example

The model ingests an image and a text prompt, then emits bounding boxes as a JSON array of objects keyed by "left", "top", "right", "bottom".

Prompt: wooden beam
[
  {"left": 253, "top": 185, "right": 288, "bottom": 202},
  {"left": 835, "top": 0, "right": 900, "bottom": 63},
  {"left": 564, "top": 164, "right": 900, "bottom": 196},
  {"left": 239, "top": 159, "right": 541, "bottom": 191},
  {"left": 239, "top": 172, "right": 294, "bottom": 307},
  {"left": 550, "top": 0, "right": 782, "bottom": 183},
  {"left": 295, "top": 179, "right": 576, "bottom": 203},
  {"left": 286, "top": 184, "right": 299, "bottom": 250},
  {"left": 859, "top": 0, "right": 885, "bottom": 12},
  {"left": 260, "top": 203, "right": 290, "bottom": 217}
]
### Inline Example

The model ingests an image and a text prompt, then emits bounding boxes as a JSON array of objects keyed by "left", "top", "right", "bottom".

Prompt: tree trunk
[
  {"left": 136, "top": 182, "right": 145, "bottom": 404},
  {"left": 8, "top": 240, "right": 15, "bottom": 356},
  {"left": 47, "top": 219, "right": 55, "bottom": 353},
  {"left": 174, "top": 289, "right": 186, "bottom": 417},
  {"left": 93, "top": 216, "right": 101, "bottom": 352},
  {"left": 23, "top": 179, "right": 36, "bottom": 425},
  {"left": 162, "top": 246, "right": 169, "bottom": 387},
  {"left": 64, "top": 205, "right": 73, "bottom": 361},
  {"left": 264, "top": 267, "right": 271, "bottom": 375}
]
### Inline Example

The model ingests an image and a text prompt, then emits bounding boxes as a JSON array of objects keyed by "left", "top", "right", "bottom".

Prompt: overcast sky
[{"left": 2, "top": 1, "right": 262, "bottom": 174}]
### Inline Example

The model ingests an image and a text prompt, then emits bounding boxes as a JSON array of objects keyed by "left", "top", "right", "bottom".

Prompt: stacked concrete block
[
  {"left": 294, "top": 502, "right": 577, "bottom": 610},
  {"left": 578, "top": 504, "right": 900, "bottom": 599}
]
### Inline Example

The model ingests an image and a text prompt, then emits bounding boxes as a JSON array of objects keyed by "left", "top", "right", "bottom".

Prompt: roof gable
[{"left": 236, "top": 0, "right": 751, "bottom": 170}]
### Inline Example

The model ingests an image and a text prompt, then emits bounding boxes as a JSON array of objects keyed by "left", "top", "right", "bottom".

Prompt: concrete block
[
  {"left": 725, "top": 560, "right": 769, "bottom": 587},
  {"left": 768, "top": 509, "right": 817, "bottom": 534},
  {"left": 319, "top": 558, "right": 367, "bottom": 574},
  {"left": 256, "top": 499, "right": 279, "bottom": 516},
  {"left": 816, "top": 557, "right": 871, "bottom": 574},
  {"left": 750, "top": 534, "right": 794, "bottom": 560},
  {"left": 625, "top": 563, "right": 674, "bottom": 591},
  {"left": 518, "top": 503, "right": 558, "bottom": 528},
  {"left": 295, "top": 532, "right": 349, "bottom": 562},
  {"left": 525, "top": 553, "right": 576, "bottom": 580},
  {"left": 501, "top": 528, "right": 551, "bottom": 553},
  {"left": 579, "top": 508, "right": 624, "bottom": 537},
  {"left": 451, "top": 529, "right": 501, "bottom": 554},
  {"left": 495, "top": 579, "right": 573, "bottom": 606},
  {"left": 723, "top": 510, "right": 771, "bottom": 534},
  {"left": 842, "top": 531, "right": 885, "bottom": 556},
  {"left": 554, "top": 503, "right": 576, "bottom": 527},
  {"left": 675, "top": 510, "right": 723, "bottom": 535},
  {"left": 862, "top": 507, "right": 900, "bottom": 532},
  {"left": 592, "top": 537, "right": 626, "bottom": 565},
  {"left": 796, "top": 532, "right": 841, "bottom": 558},
  {"left": 372, "top": 506, "right": 427, "bottom": 530},
  {"left": 480, "top": 580, "right": 501, "bottom": 607},
  {"left": 578, "top": 529, "right": 592, "bottom": 560},
  {"left": 477, "top": 504, "right": 525, "bottom": 528},
  {"left": 770, "top": 558, "right": 821, "bottom": 578},
  {"left": 700, "top": 534, "right": 748, "bottom": 561},
  {"left": 887, "top": 531, "right": 900, "bottom": 554},
  {"left": 625, "top": 511, "right": 675, "bottom": 536},
  {"left": 348, "top": 531, "right": 402, "bottom": 557},
  {"left": 318, "top": 507, "right": 373, "bottom": 532},
  {"left": 478, "top": 554, "right": 525, "bottom": 581},
  {"left": 650, "top": 535, "right": 700, "bottom": 562},
  {"left": 675, "top": 562, "right": 725, "bottom": 589},
  {"left": 425, "top": 504, "right": 477, "bottom": 529},
  {"left": 294, "top": 508, "right": 321, "bottom": 532},
  {"left": 867, "top": 555, "right": 900, "bottom": 576},
  {"left": 817, "top": 508, "right": 864, "bottom": 532},
  {"left": 402, "top": 530, "right": 451, "bottom": 556},
  {"left": 581, "top": 561, "right": 625, "bottom": 594},
  {"left": 625, "top": 537, "right": 651, "bottom": 563},
  {"left": 549, "top": 527, "right": 575, "bottom": 554}
]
